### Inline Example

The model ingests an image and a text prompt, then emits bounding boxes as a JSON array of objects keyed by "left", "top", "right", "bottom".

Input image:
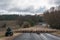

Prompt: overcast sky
[{"left": 0, "top": 0, "right": 60, "bottom": 15}]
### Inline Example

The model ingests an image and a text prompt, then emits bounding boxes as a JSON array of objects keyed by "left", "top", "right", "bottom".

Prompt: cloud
[
  {"left": 8, "top": 6, "right": 34, "bottom": 13},
  {"left": 49, "top": 0, "right": 60, "bottom": 5},
  {"left": 8, "top": 6, "right": 46, "bottom": 13},
  {"left": 0, "top": 0, "right": 59, "bottom": 15},
  {"left": 54, "top": 0, "right": 60, "bottom": 5},
  {"left": 0, "top": 0, "right": 12, "bottom": 10},
  {"left": 35, "top": 7, "right": 46, "bottom": 13},
  {"left": 0, "top": 0, "right": 47, "bottom": 15}
]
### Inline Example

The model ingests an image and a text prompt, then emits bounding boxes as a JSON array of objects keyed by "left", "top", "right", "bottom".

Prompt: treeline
[
  {"left": 0, "top": 15, "right": 44, "bottom": 27},
  {"left": 17, "top": 15, "right": 44, "bottom": 26},
  {"left": 0, "top": 15, "right": 19, "bottom": 20},
  {"left": 43, "top": 6, "right": 60, "bottom": 29}
]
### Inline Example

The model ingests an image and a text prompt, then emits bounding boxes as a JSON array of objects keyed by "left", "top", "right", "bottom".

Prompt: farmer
[{"left": 5, "top": 27, "right": 13, "bottom": 36}]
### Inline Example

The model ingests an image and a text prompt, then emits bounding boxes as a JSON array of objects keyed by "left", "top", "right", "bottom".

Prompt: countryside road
[{"left": 14, "top": 33, "right": 60, "bottom": 40}]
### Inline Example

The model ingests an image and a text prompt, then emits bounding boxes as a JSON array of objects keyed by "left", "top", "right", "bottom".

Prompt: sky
[{"left": 0, "top": 0, "right": 60, "bottom": 15}]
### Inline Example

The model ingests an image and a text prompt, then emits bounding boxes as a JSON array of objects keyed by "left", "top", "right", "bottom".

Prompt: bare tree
[{"left": 43, "top": 6, "right": 60, "bottom": 29}]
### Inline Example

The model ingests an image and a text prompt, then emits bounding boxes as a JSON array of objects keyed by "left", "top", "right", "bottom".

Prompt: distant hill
[{"left": 39, "top": 14, "right": 43, "bottom": 16}]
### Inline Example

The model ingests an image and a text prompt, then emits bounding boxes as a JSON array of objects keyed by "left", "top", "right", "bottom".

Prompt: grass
[
  {"left": 0, "top": 31, "right": 5, "bottom": 38},
  {"left": 0, "top": 34, "right": 5, "bottom": 38}
]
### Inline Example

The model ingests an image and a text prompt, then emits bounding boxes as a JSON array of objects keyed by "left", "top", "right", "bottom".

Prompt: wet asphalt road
[{"left": 14, "top": 33, "right": 60, "bottom": 40}]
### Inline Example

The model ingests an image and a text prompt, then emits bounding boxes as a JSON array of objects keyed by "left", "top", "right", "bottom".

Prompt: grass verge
[
  {"left": 0, "top": 35, "right": 5, "bottom": 38},
  {"left": 52, "top": 30, "right": 60, "bottom": 37}
]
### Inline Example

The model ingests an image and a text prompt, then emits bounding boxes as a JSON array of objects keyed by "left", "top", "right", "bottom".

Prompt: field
[{"left": 0, "top": 20, "right": 60, "bottom": 40}]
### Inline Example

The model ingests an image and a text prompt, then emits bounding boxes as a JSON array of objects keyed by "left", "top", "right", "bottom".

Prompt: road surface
[{"left": 14, "top": 33, "right": 60, "bottom": 40}]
